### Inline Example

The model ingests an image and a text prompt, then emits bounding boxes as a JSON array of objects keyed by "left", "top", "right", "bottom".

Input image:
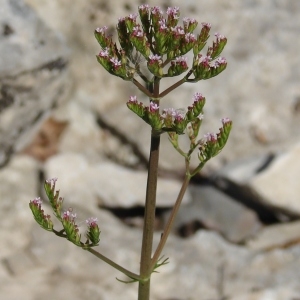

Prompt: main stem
[{"left": 138, "top": 79, "right": 160, "bottom": 300}]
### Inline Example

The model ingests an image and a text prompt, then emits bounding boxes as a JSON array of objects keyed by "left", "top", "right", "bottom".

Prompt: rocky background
[{"left": 1, "top": 0, "right": 300, "bottom": 299}]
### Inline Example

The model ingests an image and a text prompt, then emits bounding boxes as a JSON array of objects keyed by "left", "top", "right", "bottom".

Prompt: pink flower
[
  {"left": 63, "top": 209, "right": 77, "bottom": 222},
  {"left": 221, "top": 117, "right": 231, "bottom": 125},
  {"left": 149, "top": 54, "right": 162, "bottom": 64},
  {"left": 86, "top": 217, "right": 98, "bottom": 227},
  {"left": 185, "top": 32, "right": 196, "bottom": 43},
  {"left": 193, "top": 92, "right": 204, "bottom": 102},
  {"left": 45, "top": 178, "right": 58, "bottom": 184},
  {"left": 162, "top": 108, "right": 185, "bottom": 120},
  {"left": 158, "top": 19, "right": 167, "bottom": 31},
  {"left": 151, "top": 6, "right": 163, "bottom": 16},
  {"left": 215, "top": 32, "right": 225, "bottom": 42},
  {"left": 166, "top": 7, "right": 180, "bottom": 19},
  {"left": 129, "top": 95, "right": 137, "bottom": 103},
  {"left": 132, "top": 26, "right": 143, "bottom": 37},
  {"left": 95, "top": 26, "right": 108, "bottom": 34},
  {"left": 139, "top": 4, "right": 149, "bottom": 11},
  {"left": 173, "top": 56, "right": 188, "bottom": 68},
  {"left": 197, "top": 55, "right": 212, "bottom": 67},
  {"left": 204, "top": 133, "right": 217, "bottom": 142},
  {"left": 31, "top": 197, "right": 42, "bottom": 206},
  {"left": 183, "top": 17, "right": 197, "bottom": 26},
  {"left": 110, "top": 57, "right": 121, "bottom": 68},
  {"left": 171, "top": 26, "right": 185, "bottom": 36},
  {"left": 99, "top": 48, "right": 109, "bottom": 57},
  {"left": 128, "top": 13, "right": 138, "bottom": 21},
  {"left": 201, "top": 22, "right": 211, "bottom": 29},
  {"left": 149, "top": 102, "right": 159, "bottom": 112}
]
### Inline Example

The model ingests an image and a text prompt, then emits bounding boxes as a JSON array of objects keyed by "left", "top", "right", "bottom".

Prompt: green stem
[
  {"left": 87, "top": 248, "right": 141, "bottom": 281},
  {"left": 150, "top": 173, "right": 191, "bottom": 270},
  {"left": 138, "top": 78, "right": 160, "bottom": 300},
  {"left": 52, "top": 229, "right": 141, "bottom": 281}
]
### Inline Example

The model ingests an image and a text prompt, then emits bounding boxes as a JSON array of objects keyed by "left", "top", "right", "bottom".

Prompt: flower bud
[
  {"left": 193, "top": 54, "right": 211, "bottom": 79},
  {"left": 193, "top": 22, "right": 211, "bottom": 56},
  {"left": 130, "top": 25, "right": 151, "bottom": 58},
  {"left": 173, "top": 113, "right": 187, "bottom": 134},
  {"left": 124, "top": 13, "right": 138, "bottom": 32},
  {"left": 168, "top": 26, "right": 185, "bottom": 52},
  {"left": 183, "top": 17, "right": 198, "bottom": 33},
  {"left": 126, "top": 95, "right": 146, "bottom": 118},
  {"left": 44, "top": 178, "right": 63, "bottom": 217},
  {"left": 86, "top": 217, "right": 100, "bottom": 246},
  {"left": 117, "top": 18, "right": 133, "bottom": 56},
  {"left": 95, "top": 26, "right": 113, "bottom": 49},
  {"left": 188, "top": 118, "right": 202, "bottom": 144},
  {"left": 62, "top": 209, "right": 81, "bottom": 246},
  {"left": 217, "top": 117, "right": 232, "bottom": 149},
  {"left": 190, "top": 92, "right": 206, "bottom": 118},
  {"left": 144, "top": 102, "right": 162, "bottom": 131},
  {"left": 151, "top": 6, "right": 164, "bottom": 32},
  {"left": 180, "top": 32, "right": 197, "bottom": 55},
  {"left": 207, "top": 32, "right": 227, "bottom": 59},
  {"left": 167, "top": 56, "right": 188, "bottom": 76},
  {"left": 147, "top": 54, "right": 163, "bottom": 77},
  {"left": 29, "top": 197, "right": 53, "bottom": 231},
  {"left": 166, "top": 7, "right": 180, "bottom": 28},
  {"left": 138, "top": 4, "right": 151, "bottom": 33}
]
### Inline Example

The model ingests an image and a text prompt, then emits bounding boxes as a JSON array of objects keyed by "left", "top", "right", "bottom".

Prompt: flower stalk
[{"left": 29, "top": 5, "right": 232, "bottom": 300}]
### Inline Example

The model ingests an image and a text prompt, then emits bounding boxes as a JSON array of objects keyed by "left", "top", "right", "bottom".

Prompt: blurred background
[{"left": 1, "top": 0, "right": 300, "bottom": 299}]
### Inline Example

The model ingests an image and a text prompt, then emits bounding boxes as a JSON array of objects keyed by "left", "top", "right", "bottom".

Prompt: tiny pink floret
[
  {"left": 204, "top": 133, "right": 217, "bottom": 142},
  {"left": 150, "top": 102, "right": 159, "bottom": 112},
  {"left": 86, "top": 217, "right": 98, "bottom": 227},
  {"left": 96, "top": 26, "right": 108, "bottom": 34},
  {"left": 221, "top": 117, "right": 231, "bottom": 125},
  {"left": 193, "top": 92, "right": 204, "bottom": 102}
]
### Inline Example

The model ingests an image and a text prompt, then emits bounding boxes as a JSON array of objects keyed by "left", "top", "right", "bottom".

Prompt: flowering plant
[{"left": 29, "top": 5, "right": 231, "bottom": 300}]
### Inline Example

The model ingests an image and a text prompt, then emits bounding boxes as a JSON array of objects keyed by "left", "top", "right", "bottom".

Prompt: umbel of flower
[{"left": 94, "top": 5, "right": 227, "bottom": 82}]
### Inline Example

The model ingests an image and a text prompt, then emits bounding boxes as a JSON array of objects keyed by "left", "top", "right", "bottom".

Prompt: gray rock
[
  {"left": 214, "top": 154, "right": 275, "bottom": 186},
  {"left": 0, "top": 0, "right": 70, "bottom": 167},
  {"left": 247, "top": 221, "right": 300, "bottom": 251},
  {"left": 169, "top": 185, "right": 262, "bottom": 243},
  {"left": 249, "top": 143, "right": 300, "bottom": 217},
  {"left": 0, "top": 155, "right": 39, "bottom": 259}
]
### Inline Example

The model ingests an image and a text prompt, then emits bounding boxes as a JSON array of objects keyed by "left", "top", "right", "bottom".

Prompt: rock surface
[
  {"left": 0, "top": 0, "right": 70, "bottom": 167},
  {"left": 249, "top": 143, "right": 300, "bottom": 217}
]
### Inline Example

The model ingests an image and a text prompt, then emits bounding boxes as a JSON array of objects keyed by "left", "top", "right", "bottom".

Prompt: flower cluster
[
  {"left": 95, "top": 5, "right": 227, "bottom": 81},
  {"left": 29, "top": 178, "right": 101, "bottom": 248},
  {"left": 127, "top": 92, "right": 206, "bottom": 135},
  {"left": 198, "top": 118, "right": 232, "bottom": 162}
]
